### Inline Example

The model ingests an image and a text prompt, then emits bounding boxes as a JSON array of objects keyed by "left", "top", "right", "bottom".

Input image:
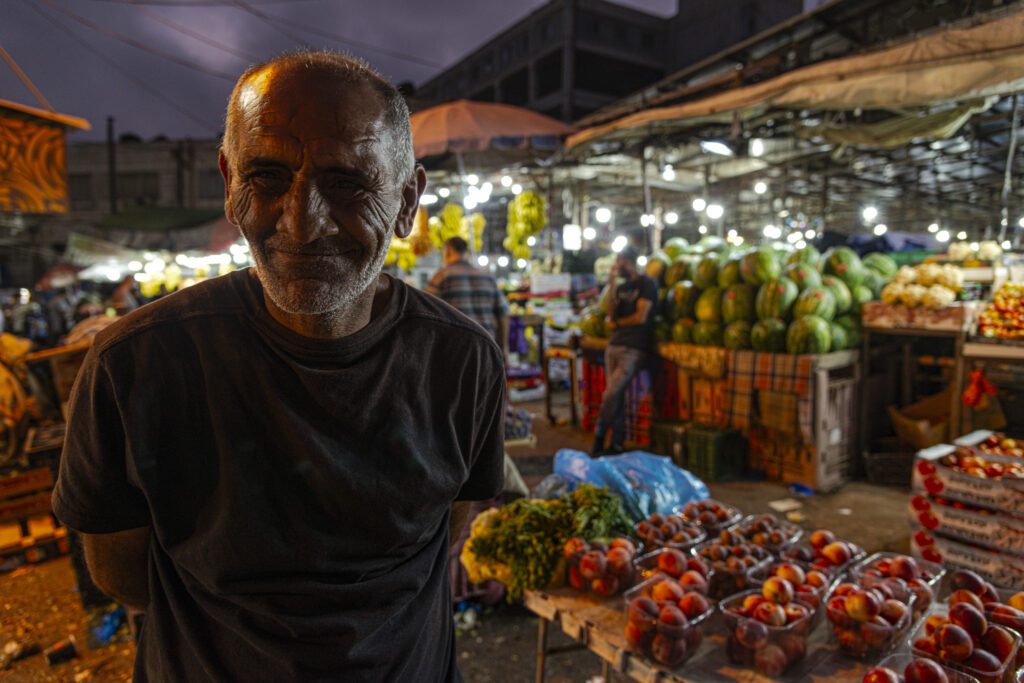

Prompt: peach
[
  {"left": 592, "top": 574, "right": 620, "bottom": 595},
  {"left": 838, "top": 627, "right": 869, "bottom": 656},
  {"left": 903, "top": 658, "right": 950, "bottom": 683},
  {"left": 568, "top": 564, "right": 586, "bottom": 590},
  {"left": 981, "top": 624, "right": 1017, "bottom": 663},
  {"left": 651, "top": 580, "right": 686, "bottom": 603},
  {"left": 753, "top": 601, "right": 787, "bottom": 627},
  {"left": 833, "top": 582, "right": 859, "bottom": 597},
  {"left": 563, "top": 537, "right": 589, "bottom": 561},
  {"left": 827, "top": 596, "right": 856, "bottom": 629},
  {"left": 949, "top": 589, "right": 985, "bottom": 612},
  {"left": 783, "top": 602, "right": 809, "bottom": 624},
  {"left": 649, "top": 513, "right": 665, "bottom": 526},
  {"left": 657, "top": 604, "right": 689, "bottom": 639},
  {"left": 949, "top": 602, "right": 988, "bottom": 639},
  {"left": 606, "top": 547, "right": 633, "bottom": 577},
  {"left": 678, "top": 570, "right": 708, "bottom": 595},
  {"left": 610, "top": 537, "right": 636, "bottom": 556},
  {"left": 912, "top": 636, "right": 938, "bottom": 657},
  {"left": 650, "top": 634, "right": 687, "bottom": 666},
  {"left": 727, "top": 634, "right": 755, "bottom": 665},
  {"left": 980, "top": 582, "right": 1000, "bottom": 604},
  {"left": 754, "top": 643, "right": 788, "bottom": 677},
  {"left": 743, "top": 594, "right": 766, "bottom": 612},
  {"left": 763, "top": 576, "right": 795, "bottom": 605},
  {"left": 888, "top": 555, "right": 920, "bottom": 581},
  {"left": 881, "top": 577, "right": 911, "bottom": 603},
  {"left": 880, "top": 599, "right": 909, "bottom": 626},
  {"left": 964, "top": 649, "right": 1002, "bottom": 674},
  {"left": 735, "top": 618, "right": 769, "bottom": 649},
  {"left": 845, "top": 589, "right": 882, "bottom": 622},
  {"left": 809, "top": 529, "right": 835, "bottom": 550},
  {"left": 876, "top": 558, "right": 893, "bottom": 574},
  {"left": 777, "top": 632, "right": 806, "bottom": 663},
  {"left": 861, "top": 666, "right": 900, "bottom": 683},
  {"left": 1009, "top": 591, "right": 1024, "bottom": 611},
  {"left": 686, "top": 556, "right": 709, "bottom": 577},
  {"left": 624, "top": 621, "right": 651, "bottom": 651},
  {"left": 989, "top": 603, "right": 1024, "bottom": 634},
  {"left": 678, "top": 592, "right": 710, "bottom": 620},
  {"left": 629, "top": 596, "right": 659, "bottom": 629},
  {"left": 949, "top": 568, "right": 986, "bottom": 595},
  {"left": 775, "top": 563, "right": 806, "bottom": 587},
  {"left": 822, "top": 541, "right": 853, "bottom": 566},
  {"left": 862, "top": 615, "right": 892, "bottom": 649},
  {"left": 908, "top": 578, "right": 934, "bottom": 612},
  {"left": 656, "top": 548, "right": 688, "bottom": 578},
  {"left": 578, "top": 551, "right": 607, "bottom": 581},
  {"left": 805, "top": 570, "right": 828, "bottom": 589},
  {"left": 936, "top": 623, "right": 974, "bottom": 661},
  {"left": 925, "top": 614, "right": 950, "bottom": 635}
]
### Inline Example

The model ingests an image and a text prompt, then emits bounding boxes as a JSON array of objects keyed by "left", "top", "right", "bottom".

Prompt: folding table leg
[{"left": 535, "top": 617, "right": 548, "bottom": 683}]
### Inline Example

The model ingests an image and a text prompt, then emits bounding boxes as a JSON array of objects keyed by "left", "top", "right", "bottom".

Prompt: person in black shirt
[
  {"left": 592, "top": 246, "right": 657, "bottom": 456},
  {"left": 53, "top": 52, "right": 505, "bottom": 682}
]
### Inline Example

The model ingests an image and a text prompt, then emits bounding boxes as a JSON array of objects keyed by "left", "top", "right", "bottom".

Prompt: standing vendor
[{"left": 592, "top": 246, "right": 657, "bottom": 456}]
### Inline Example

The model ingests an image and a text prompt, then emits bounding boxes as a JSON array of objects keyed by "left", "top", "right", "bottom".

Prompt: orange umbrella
[{"left": 411, "top": 100, "right": 576, "bottom": 158}]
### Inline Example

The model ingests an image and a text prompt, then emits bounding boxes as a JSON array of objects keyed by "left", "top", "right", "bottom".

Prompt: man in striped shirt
[{"left": 427, "top": 236, "right": 510, "bottom": 361}]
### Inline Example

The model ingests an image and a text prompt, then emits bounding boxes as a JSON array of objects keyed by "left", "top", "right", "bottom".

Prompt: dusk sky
[{"left": 1, "top": 0, "right": 676, "bottom": 142}]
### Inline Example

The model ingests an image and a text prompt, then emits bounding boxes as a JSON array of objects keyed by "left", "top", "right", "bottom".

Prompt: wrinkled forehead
[{"left": 231, "top": 66, "right": 390, "bottom": 160}]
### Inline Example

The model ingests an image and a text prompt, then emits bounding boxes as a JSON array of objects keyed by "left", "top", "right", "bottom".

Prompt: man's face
[
  {"left": 220, "top": 67, "right": 415, "bottom": 317},
  {"left": 615, "top": 256, "right": 637, "bottom": 278}
]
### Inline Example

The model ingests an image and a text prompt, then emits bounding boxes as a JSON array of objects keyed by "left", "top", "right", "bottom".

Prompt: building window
[
  {"left": 535, "top": 51, "right": 562, "bottom": 98},
  {"left": 574, "top": 49, "right": 663, "bottom": 98},
  {"left": 117, "top": 172, "right": 159, "bottom": 206},
  {"left": 198, "top": 169, "right": 223, "bottom": 200},
  {"left": 68, "top": 173, "right": 94, "bottom": 210},
  {"left": 500, "top": 68, "right": 529, "bottom": 106}
]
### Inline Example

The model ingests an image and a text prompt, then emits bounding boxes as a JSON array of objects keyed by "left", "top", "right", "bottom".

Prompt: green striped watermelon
[
  {"left": 755, "top": 278, "right": 799, "bottom": 321},
  {"left": 782, "top": 263, "right": 823, "bottom": 291},
  {"left": 721, "top": 284, "right": 756, "bottom": 324},
  {"left": 851, "top": 285, "right": 873, "bottom": 315},
  {"left": 698, "top": 235, "right": 727, "bottom": 252},
  {"left": 835, "top": 315, "right": 863, "bottom": 348},
  {"left": 786, "top": 315, "right": 832, "bottom": 354},
  {"left": 718, "top": 256, "right": 744, "bottom": 288},
  {"left": 672, "top": 318, "right": 696, "bottom": 344},
  {"left": 663, "top": 237, "right": 690, "bottom": 260},
  {"left": 751, "top": 318, "right": 788, "bottom": 352},
  {"left": 862, "top": 252, "right": 897, "bottom": 279},
  {"left": 671, "top": 281, "right": 700, "bottom": 320},
  {"left": 695, "top": 287, "right": 723, "bottom": 322},
  {"left": 787, "top": 245, "right": 821, "bottom": 268},
  {"left": 692, "top": 321, "right": 723, "bottom": 346},
  {"left": 823, "top": 247, "right": 865, "bottom": 289},
  {"left": 658, "top": 288, "right": 675, "bottom": 320},
  {"left": 820, "top": 276, "right": 852, "bottom": 315},
  {"left": 724, "top": 321, "right": 752, "bottom": 350},
  {"left": 580, "top": 307, "right": 608, "bottom": 338},
  {"left": 793, "top": 287, "right": 837, "bottom": 321},
  {"left": 598, "top": 285, "right": 612, "bottom": 314},
  {"left": 862, "top": 269, "right": 885, "bottom": 298},
  {"left": 828, "top": 322, "right": 848, "bottom": 351},
  {"left": 664, "top": 257, "right": 692, "bottom": 288},
  {"left": 741, "top": 247, "right": 781, "bottom": 287},
  {"left": 693, "top": 256, "right": 720, "bottom": 289},
  {"left": 655, "top": 319, "right": 672, "bottom": 343}
]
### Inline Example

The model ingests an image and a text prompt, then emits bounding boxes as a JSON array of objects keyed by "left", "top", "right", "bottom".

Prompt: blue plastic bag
[{"left": 533, "top": 449, "right": 709, "bottom": 522}]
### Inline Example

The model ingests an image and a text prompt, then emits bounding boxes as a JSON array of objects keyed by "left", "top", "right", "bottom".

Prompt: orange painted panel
[{"left": 0, "top": 113, "right": 68, "bottom": 213}]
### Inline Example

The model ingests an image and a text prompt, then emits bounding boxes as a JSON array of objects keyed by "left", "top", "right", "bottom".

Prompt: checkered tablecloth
[{"left": 722, "top": 350, "right": 815, "bottom": 441}]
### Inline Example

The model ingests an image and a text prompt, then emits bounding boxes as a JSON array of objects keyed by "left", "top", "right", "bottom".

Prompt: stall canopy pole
[
  {"left": 1000, "top": 93, "right": 1019, "bottom": 243},
  {"left": 640, "top": 143, "right": 652, "bottom": 252}
]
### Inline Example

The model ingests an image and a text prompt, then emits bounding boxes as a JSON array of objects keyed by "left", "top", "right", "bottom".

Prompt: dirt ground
[{"left": 0, "top": 395, "right": 911, "bottom": 681}]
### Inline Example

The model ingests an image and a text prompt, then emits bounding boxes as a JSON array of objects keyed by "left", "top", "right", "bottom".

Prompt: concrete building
[{"left": 413, "top": 0, "right": 803, "bottom": 122}]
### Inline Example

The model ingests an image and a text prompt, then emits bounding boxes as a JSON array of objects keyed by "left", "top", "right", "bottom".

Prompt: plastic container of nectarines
[
  {"left": 824, "top": 580, "right": 917, "bottom": 659},
  {"left": 909, "top": 615, "right": 1021, "bottom": 683},
  {"left": 672, "top": 498, "right": 743, "bottom": 534},
  {"left": 621, "top": 572, "right": 714, "bottom": 667},
  {"left": 746, "top": 561, "right": 832, "bottom": 615},
  {"left": 728, "top": 514, "right": 804, "bottom": 556},
  {"left": 691, "top": 540, "right": 772, "bottom": 601},
  {"left": 874, "top": 653, "right": 981, "bottom": 683},
  {"left": 718, "top": 589, "right": 815, "bottom": 678},
  {"left": 779, "top": 538, "right": 867, "bottom": 577},
  {"left": 850, "top": 552, "right": 946, "bottom": 617},
  {"left": 632, "top": 515, "right": 707, "bottom": 554}
]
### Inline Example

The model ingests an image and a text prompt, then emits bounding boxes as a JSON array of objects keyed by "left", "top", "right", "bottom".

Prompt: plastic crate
[
  {"left": 649, "top": 419, "right": 688, "bottom": 467},
  {"left": 685, "top": 426, "right": 746, "bottom": 482}
]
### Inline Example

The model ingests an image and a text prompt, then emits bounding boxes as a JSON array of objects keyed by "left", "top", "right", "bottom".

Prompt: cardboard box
[
  {"left": 911, "top": 524, "right": 1024, "bottom": 589},
  {"left": 889, "top": 389, "right": 951, "bottom": 450},
  {"left": 909, "top": 494, "right": 1024, "bottom": 557},
  {"left": 676, "top": 370, "right": 692, "bottom": 421},
  {"left": 912, "top": 445, "right": 1024, "bottom": 513}
]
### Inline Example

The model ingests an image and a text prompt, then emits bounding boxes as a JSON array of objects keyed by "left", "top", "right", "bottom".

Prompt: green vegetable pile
[{"left": 467, "top": 484, "right": 632, "bottom": 600}]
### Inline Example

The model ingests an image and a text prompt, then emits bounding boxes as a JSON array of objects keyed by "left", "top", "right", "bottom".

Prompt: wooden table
[{"left": 524, "top": 588, "right": 878, "bottom": 683}]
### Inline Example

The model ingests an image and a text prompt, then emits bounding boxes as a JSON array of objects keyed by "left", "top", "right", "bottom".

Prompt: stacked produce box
[{"left": 909, "top": 432, "right": 1024, "bottom": 589}]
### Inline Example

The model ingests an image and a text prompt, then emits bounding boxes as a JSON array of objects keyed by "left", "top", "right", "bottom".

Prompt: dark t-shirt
[
  {"left": 609, "top": 274, "right": 658, "bottom": 351},
  {"left": 53, "top": 269, "right": 505, "bottom": 683}
]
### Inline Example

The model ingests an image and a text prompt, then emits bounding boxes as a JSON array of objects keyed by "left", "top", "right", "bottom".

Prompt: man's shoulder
[{"left": 90, "top": 272, "right": 245, "bottom": 356}]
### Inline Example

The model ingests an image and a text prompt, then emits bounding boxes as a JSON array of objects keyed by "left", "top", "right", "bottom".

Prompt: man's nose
[{"left": 277, "top": 180, "right": 338, "bottom": 244}]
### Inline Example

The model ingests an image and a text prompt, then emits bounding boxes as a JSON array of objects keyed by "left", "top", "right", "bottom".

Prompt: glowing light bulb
[
  {"left": 595, "top": 207, "right": 612, "bottom": 223},
  {"left": 862, "top": 206, "right": 878, "bottom": 222},
  {"left": 706, "top": 204, "right": 724, "bottom": 220},
  {"left": 754, "top": 181, "right": 767, "bottom": 195},
  {"left": 692, "top": 198, "right": 707, "bottom": 213},
  {"left": 664, "top": 211, "right": 678, "bottom": 225}
]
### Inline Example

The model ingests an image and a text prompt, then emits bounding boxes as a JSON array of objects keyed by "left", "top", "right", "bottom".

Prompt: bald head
[{"left": 223, "top": 51, "right": 414, "bottom": 182}]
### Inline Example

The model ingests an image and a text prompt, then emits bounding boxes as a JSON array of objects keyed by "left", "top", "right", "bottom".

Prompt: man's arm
[
  {"left": 610, "top": 298, "right": 653, "bottom": 328},
  {"left": 495, "top": 314, "right": 509, "bottom": 361},
  {"left": 81, "top": 527, "right": 151, "bottom": 612},
  {"left": 425, "top": 271, "right": 444, "bottom": 297},
  {"left": 449, "top": 501, "right": 473, "bottom": 550}
]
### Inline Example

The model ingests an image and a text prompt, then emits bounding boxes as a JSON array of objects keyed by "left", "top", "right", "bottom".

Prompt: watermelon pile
[{"left": 585, "top": 240, "right": 898, "bottom": 354}]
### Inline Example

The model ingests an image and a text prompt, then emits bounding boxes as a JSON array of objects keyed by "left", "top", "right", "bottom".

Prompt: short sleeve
[
  {"left": 52, "top": 348, "right": 150, "bottom": 534},
  {"left": 494, "top": 286, "right": 509, "bottom": 317},
  {"left": 457, "top": 372, "right": 505, "bottom": 501}
]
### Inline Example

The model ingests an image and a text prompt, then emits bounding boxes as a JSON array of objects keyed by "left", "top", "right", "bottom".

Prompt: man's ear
[
  {"left": 394, "top": 164, "right": 427, "bottom": 239},
  {"left": 218, "top": 149, "right": 237, "bottom": 226}
]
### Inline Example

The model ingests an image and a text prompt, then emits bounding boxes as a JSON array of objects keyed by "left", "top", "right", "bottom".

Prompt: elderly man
[
  {"left": 53, "top": 52, "right": 505, "bottom": 682},
  {"left": 426, "top": 236, "right": 509, "bottom": 359}
]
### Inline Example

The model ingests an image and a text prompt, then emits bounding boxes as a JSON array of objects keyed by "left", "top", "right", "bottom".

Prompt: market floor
[{"left": 0, "top": 392, "right": 910, "bottom": 682}]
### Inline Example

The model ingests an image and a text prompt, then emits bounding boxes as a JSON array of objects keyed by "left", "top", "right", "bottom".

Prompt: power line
[
  {"left": 228, "top": 0, "right": 307, "bottom": 45},
  {"left": 0, "top": 41, "right": 54, "bottom": 111},
  {"left": 37, "top": 0, "right": 237, "bottom": 81},
  {"left": 228, "top": 0, "right": 443, "bottom": 69},
  {"left": 24, "top": 0, "right": 222, "bottom": 132},
  {"left": 126, "top": 3, "right": 260, "bottom": 62},
  {"left": 88, "top": 0, "right": 307, "bottom": 6}
]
